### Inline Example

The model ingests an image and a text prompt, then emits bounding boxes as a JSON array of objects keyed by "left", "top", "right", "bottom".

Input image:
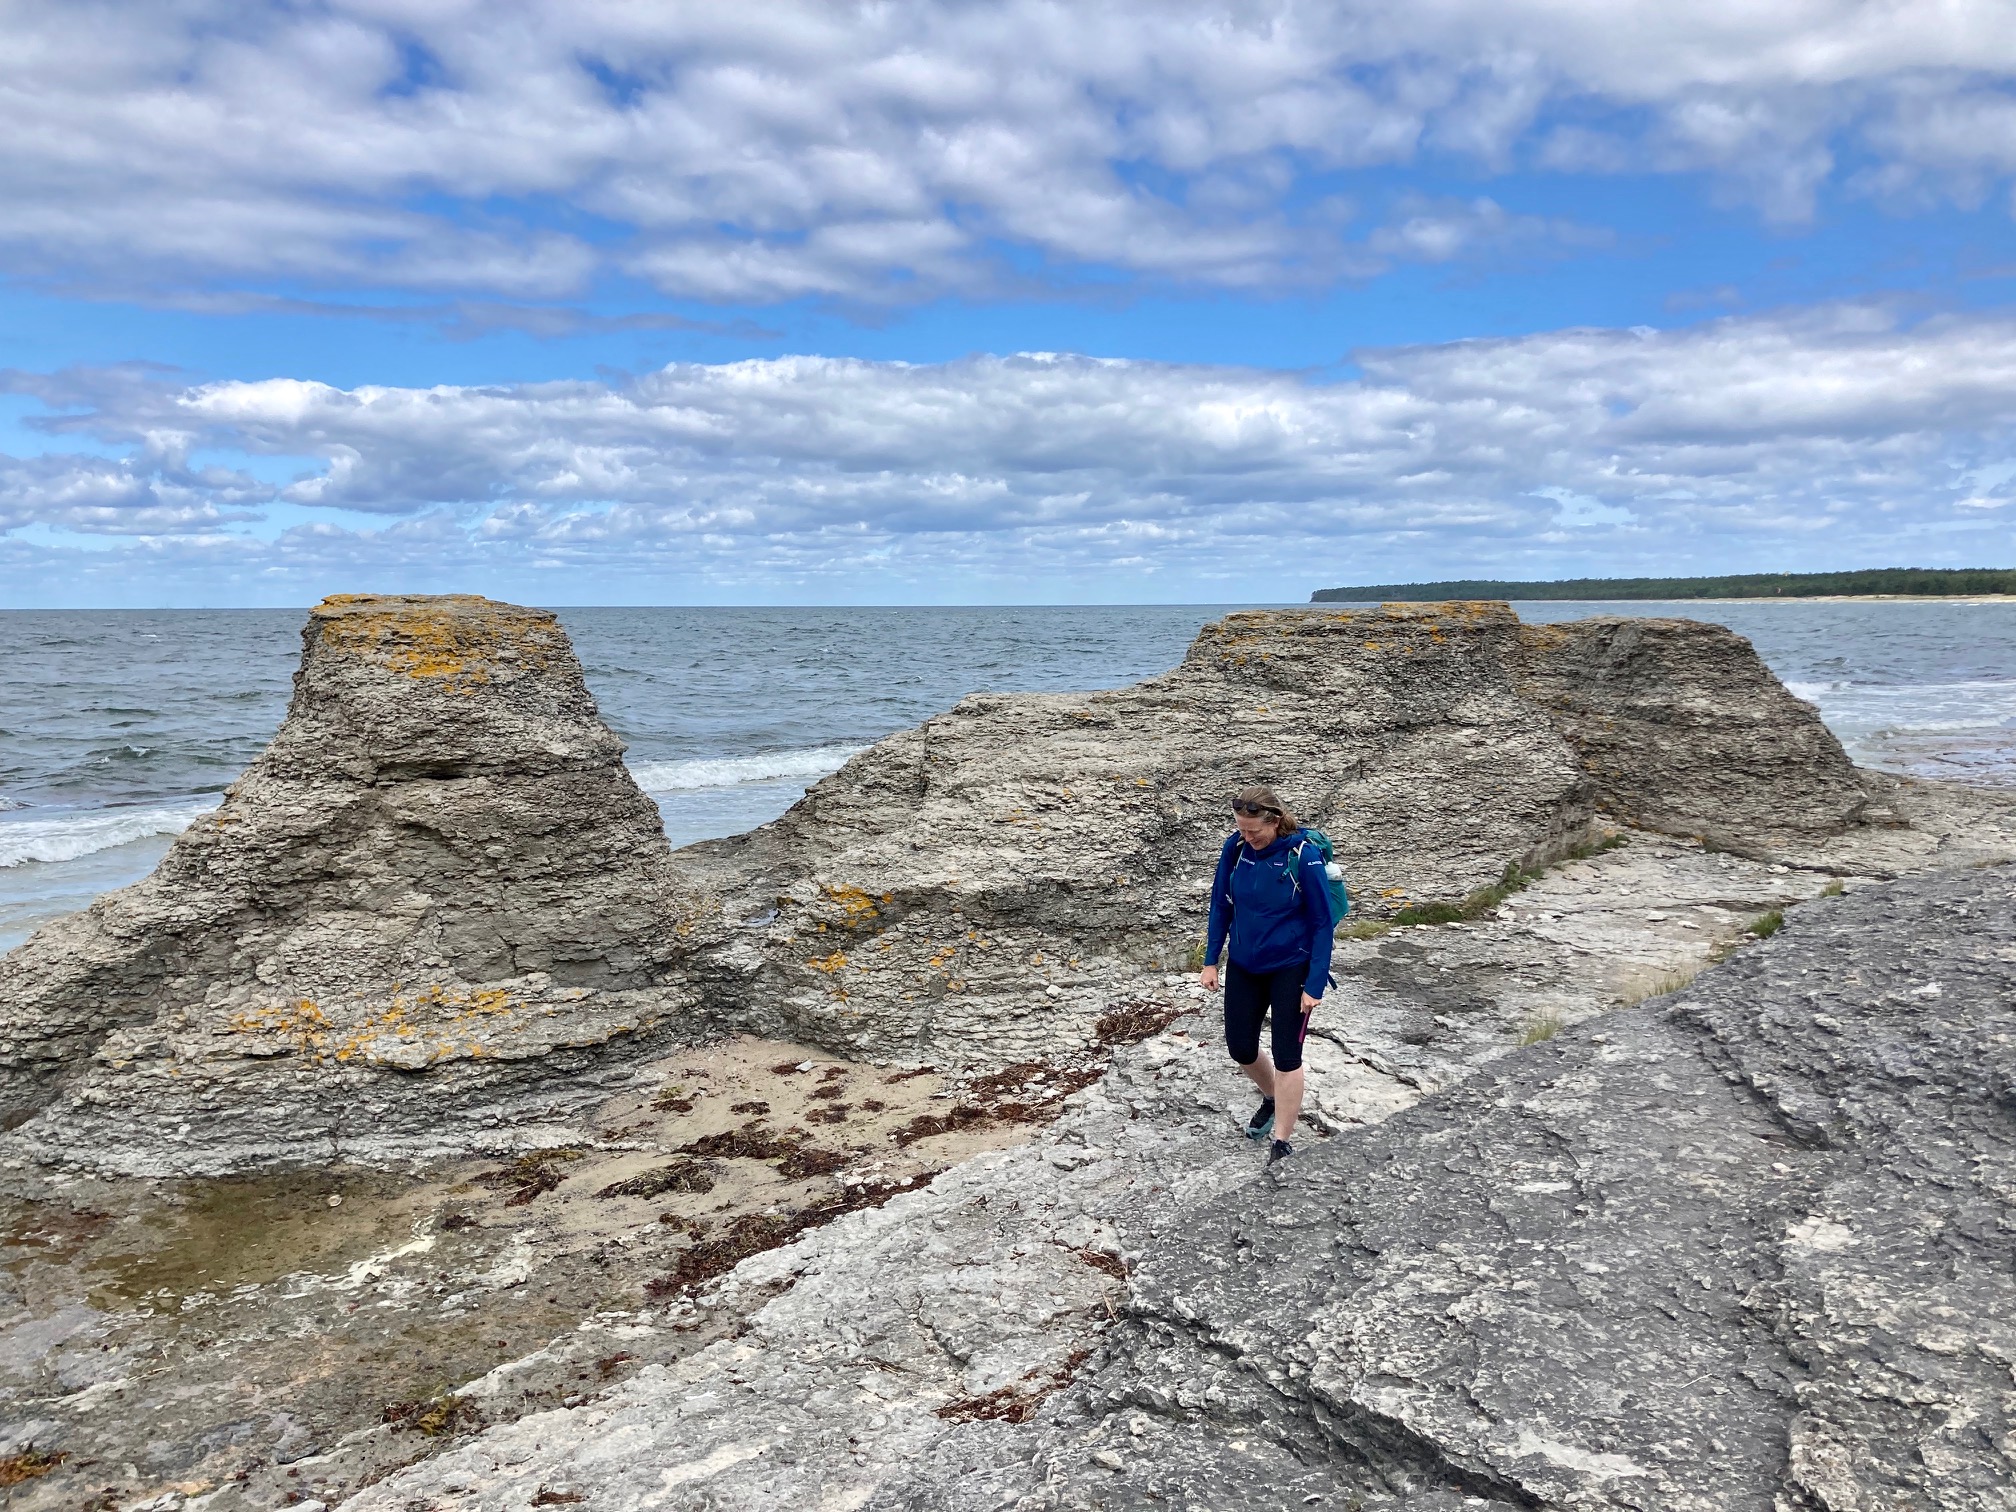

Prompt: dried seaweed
[
  {"left": 383, "top": 1393, "right": 482, "bottom": 1437},
  {"left": 644, "top": 1178, "right": 920, "bottom": 1299},
  {"left": 0, "top": 1447, "right": 67, "bottom": 1487},
  {"left": 595, "top": 1159, "right": 717, "bottom": 1199},
  {"left": 1077, "top": 1248, "right": 1129, "bottom": 1280},
  {"left": 892, "top": 1102, "right": 991, "bottom": 1146},
  {"left": 675, "top": 1127, "right": 798, "bottom": 1161},
  {"left": 776, "top": 1145, "right": 848, "bottom": 1179},
  {"left": 1094, "top": 1000, "right": 1183, "bottom": 1046},
  {"left": 934, "top": 1350, "right": 1092, "bottom": 1424},
  {"left": 475, "top": 1149, "right": 584, "bottom": 1208}
]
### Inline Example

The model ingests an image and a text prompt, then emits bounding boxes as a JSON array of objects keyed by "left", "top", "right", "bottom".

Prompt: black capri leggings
[{"left": 1223, "top": 958, "right": 1313, "bottom": 1074}]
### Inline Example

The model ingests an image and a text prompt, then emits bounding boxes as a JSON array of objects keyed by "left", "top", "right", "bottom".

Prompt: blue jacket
[{"left": 1205, "top": 831, "right": 1335, "bottom": 997}]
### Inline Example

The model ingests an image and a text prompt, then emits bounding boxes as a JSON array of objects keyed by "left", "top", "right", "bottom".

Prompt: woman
[{"left": 1199, "top": 785, "right": 1335, "bottom": 1165}]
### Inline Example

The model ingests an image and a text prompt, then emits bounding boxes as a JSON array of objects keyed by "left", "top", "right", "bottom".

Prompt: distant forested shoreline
[{"left": 1311, "top": 568, "right": 2016, "bottom": 602}]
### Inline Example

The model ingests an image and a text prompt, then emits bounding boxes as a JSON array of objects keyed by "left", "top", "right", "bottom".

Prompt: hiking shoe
[
  {"left": 1244, "top": 1096, "right": 1276, "bottom": 1141},
  {"left": 1268, "top": 1138, "right": 1294, "bottom": 1166}
]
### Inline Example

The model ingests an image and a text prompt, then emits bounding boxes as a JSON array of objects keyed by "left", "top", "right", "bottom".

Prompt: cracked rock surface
[
  {"left": 348, "top": 846, "right": 2016, "bottom": 1512},
  {"left": 884, "top": 864, "right": 2016, "bottom": 1511}
]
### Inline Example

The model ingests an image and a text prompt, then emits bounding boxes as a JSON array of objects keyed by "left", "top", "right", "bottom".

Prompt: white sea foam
[
  {"left": 0, "top": 797, "right": 220, "bottom": 869},
  {"left": 629, "top": 744, "right": 866, "bottom": 794},
  {"left": 1785, "top": 680, "right": 2016, "bottom": 732}
]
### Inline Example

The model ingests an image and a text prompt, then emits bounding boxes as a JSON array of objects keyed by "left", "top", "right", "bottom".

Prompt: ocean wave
[
  {"left": 0, "top": 797, "right": 220, "bottom": 869},
  {"left": 1787, "top": 679, "right": 2016, "bottom": 730},
  {"left": 629, "top": 744, "right": 867, "bottom": 794}
]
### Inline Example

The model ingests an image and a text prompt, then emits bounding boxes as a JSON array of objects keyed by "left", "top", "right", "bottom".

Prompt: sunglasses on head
[{"left": 1231, "top": 800, "right": 1280, "bottom": 817}]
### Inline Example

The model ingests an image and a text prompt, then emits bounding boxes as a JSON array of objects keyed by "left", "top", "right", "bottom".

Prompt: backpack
[
  {"left": 1226, "top": 828, "right": 1350, "bottom": 920},
  {"left": 1297, "top": 827, "right": 1351, "bottom": 921}
]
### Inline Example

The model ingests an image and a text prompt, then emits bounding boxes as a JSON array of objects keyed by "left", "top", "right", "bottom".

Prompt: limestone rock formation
[
  {"left": 682, "top": 603, "right": 1866, "bottom": 1067},
  {"left": 0, "top": 595, "right": 707, "bottom": 1174},
  {"left": 0, "top": 596, "right": 1869, "bottom": 1175},
  {"left": 1513, "top": 612, "right": 1868, "bottom": 844},
  {"left": 884, "top": 864, "right": 2016, "bottom": 1511}
]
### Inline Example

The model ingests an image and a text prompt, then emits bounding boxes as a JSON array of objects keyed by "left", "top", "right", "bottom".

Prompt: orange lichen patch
[
  {"left": 807, "top": 950, "right": 849, "bottom": 973},
  {"left": 1517, "top": 622, "right": 1574, "bottom": 650},
  {"left": 311, "top": 594, "right": 559, "bottom": 690},
  {"left": 821, "top": 884, "right": 882, "bottom": 928},
  {"left": 227, "top": 998, "right": 331, "bottom": 1058},
  {"left": 229, "top": 985, "right": 522, "bottom": 1066}
]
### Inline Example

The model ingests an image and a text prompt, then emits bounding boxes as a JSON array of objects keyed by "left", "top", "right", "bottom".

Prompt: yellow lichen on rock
[
  {"left": 311, "top": 594, "right": 558, "bottom": 689},
  {"left": 821, "top": 884, "right": 882, "bottom": 928}
]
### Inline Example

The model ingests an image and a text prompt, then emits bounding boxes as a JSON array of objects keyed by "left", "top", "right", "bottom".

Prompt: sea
[{"left": 4, "top": 600, "right": 2014, "bottom": 952}]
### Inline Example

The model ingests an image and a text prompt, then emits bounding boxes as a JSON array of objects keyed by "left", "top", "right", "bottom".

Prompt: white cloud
[
  {"left": 4, "top": 303, "right": 2015, "bottom": 597},
  {"left": 1, "top": 1, "right": 2014, "bottom": 301}
]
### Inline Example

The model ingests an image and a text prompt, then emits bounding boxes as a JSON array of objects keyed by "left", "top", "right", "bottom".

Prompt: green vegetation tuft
[
  {"left": 1378, "top": 833, "right": 1621, "bottom": 932},
  {"left": 1339, "top": 919, "right": 1392, "bottom": 940},
  {"left": 1313, "top": 567, "right": 2016, "bottom": 603},
  {"left": 1390, "top": 899, "right": 1468, "bottom": 927},
  {"left": 1183, "top": 936, "right": 1208, "bottom": 972},
  {"left": 1748, "top": 909, "right": 1785, "bottom": 938},
  {"left": 1819, "top": 879, "right": 1845, "bottom": 898},
  {"left": 1623, "top": 965, "right": 1703, "bottom": 1003},
  {"left": 1517, "top": 1011, "right": 1567, "bottom": 1045}
]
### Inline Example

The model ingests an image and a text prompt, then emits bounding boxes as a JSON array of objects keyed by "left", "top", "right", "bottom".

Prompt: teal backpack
[{"left": 1295, "top": 828, "right": 1350, "bottom": 921}]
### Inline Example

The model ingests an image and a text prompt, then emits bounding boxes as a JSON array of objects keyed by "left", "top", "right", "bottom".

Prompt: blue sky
[{"left": 3, "top": 1, "right": 2016, "bottom": 606}]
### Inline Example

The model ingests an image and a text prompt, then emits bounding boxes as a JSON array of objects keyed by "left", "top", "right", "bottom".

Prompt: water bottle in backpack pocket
[{"left": 1297, "top": 827, "right": 1350, "bottom": 920}]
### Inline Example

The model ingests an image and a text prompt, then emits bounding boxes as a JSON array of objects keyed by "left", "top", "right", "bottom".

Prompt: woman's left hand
[{"left": 1301, "top": 991, "right": 1320, "bottom": 1012}]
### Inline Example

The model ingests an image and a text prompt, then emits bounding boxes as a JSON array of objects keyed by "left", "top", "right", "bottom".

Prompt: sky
[{"left": 3, "top": 1, "right": 2016, "bottom": 606}]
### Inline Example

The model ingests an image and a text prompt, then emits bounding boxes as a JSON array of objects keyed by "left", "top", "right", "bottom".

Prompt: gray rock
[
  {"left": 0, "top": 595, "right": 708, "bottom": 1173},
  {"left": 680, "top": 603, "right": 1866, "bottom": 1067},
  {"left": 885, "top": 863, "right": 2016, "bottom": 1511},
  {"left": 1512, "top": 611, "right": 1869, "bottom": 843}
]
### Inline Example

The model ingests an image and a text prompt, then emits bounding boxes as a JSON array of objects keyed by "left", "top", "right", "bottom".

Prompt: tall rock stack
[
  {"left": 1513, "top": 613, "right": 1870, "bottom": 843},
  {"left": 0, "top": 595, "right": 708, "bottom": 1174},
  {"left": 682, "top": 602, "right": 1867, "bottom": 1069}
]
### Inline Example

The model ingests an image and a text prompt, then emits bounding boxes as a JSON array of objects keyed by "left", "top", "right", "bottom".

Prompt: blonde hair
[{"left": 1233, "top": 784, "right": 1300, "bottom": 836}]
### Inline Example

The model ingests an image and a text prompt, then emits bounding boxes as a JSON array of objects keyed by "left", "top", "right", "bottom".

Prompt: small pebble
[{"left": 327, "top": 1195, "right": 343, "bottom": 1209}]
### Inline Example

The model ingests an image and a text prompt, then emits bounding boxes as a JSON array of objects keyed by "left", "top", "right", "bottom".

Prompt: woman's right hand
[{"left": 1199, "top": 964, "right": 1219, "bottom": 991}]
